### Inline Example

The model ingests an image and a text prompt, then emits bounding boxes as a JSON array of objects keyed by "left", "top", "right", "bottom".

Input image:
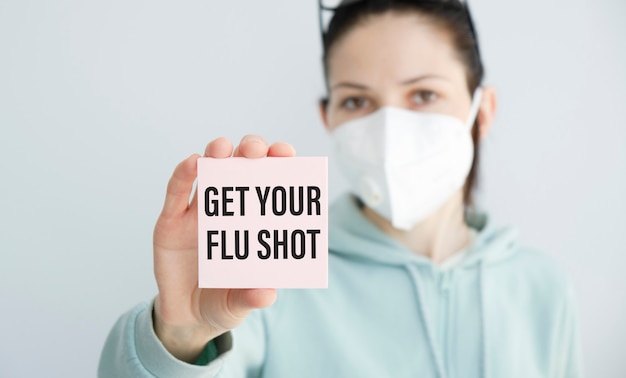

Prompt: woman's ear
[
  {"left": 477, "top": 85, "right": 497, "bottom": 140},
  {"left": 319, "top": 99, "right": 330, "bottom": 130}
]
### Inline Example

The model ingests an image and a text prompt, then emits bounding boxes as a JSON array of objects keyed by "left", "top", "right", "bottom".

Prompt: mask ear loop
[{"left": 465, "top": 87, "right": 484, "bottom": 129}]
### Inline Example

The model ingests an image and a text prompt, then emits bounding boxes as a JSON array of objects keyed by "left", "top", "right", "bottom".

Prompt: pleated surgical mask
[{"left": 330, "top": 88, "right": 483, "bottom": 230}]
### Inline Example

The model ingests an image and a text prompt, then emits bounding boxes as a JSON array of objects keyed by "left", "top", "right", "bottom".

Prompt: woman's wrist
[{"left": 152, "top": 301, "right": 216, "bottom": 363}]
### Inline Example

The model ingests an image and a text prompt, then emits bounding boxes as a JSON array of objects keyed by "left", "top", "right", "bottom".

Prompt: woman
[{"left": 99, "top": 1, "right": 583, "bottom": 377}]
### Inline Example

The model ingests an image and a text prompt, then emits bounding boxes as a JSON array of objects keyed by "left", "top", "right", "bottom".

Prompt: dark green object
[{"left": 194, "top": 340, "right": 219, "bottom": 366}]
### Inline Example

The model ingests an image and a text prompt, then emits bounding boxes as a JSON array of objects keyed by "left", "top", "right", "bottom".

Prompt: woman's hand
[{"left": 152, "top": 135, "right": 296, "bottom": 363}]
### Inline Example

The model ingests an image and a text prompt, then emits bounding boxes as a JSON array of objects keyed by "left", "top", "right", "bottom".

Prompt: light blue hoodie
[{"left": 99, "top": 194, "right": 583, "bottom": 378}]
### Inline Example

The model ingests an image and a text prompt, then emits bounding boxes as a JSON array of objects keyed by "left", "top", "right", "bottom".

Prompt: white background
[{"left": 1, "top": 0, "right": 624, "bottom": 376}]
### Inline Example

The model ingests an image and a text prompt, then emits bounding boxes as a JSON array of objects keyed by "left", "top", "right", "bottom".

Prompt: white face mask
[{"left": 330, "top": 89, "right": 483, "bottom": 230}]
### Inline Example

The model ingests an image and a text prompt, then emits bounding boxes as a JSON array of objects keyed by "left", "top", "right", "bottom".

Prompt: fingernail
[{"left": 241, "top": 135, "right": 266, "bottom": 145}]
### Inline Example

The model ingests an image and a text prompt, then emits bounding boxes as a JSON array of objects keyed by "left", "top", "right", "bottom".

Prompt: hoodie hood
[{"left": 328, "top": 193, "right": 520, "bottom": 269}]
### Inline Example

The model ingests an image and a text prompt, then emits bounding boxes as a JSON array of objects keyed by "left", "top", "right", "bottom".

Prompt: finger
[
  {"left": 161, "top": 154, "right": 200, "bottom": 218},
  {"left": 188, "top": 178, "right": 199, "bottom": 211},
  {"left": 228, "top": 289, "right": 277, "bottom": 318},
  {"left": 233, "top": 135, "right": 269, "bottom": 158},
  {"left": 267, "top": 142, "right": 296, "bottom": 157},
  {"left": 204, "top": 137, "right": 234, "bottom": 158},
  {"left": 184, "top": 138, "right": 234, "bottom": 211}
]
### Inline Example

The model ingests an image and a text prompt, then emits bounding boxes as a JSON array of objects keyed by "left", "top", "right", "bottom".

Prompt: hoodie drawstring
[
  {"left": 478, "top": 261, "right": 487, "bottom": 378},
  {"left": 406, "top": 262, "right": 488, "bottom": 378},
  {"left": 406, "top": 265, "right": 447, "bottom": 378}
]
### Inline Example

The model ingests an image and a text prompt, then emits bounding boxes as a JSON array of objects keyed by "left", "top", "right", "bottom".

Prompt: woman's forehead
[{"left": 327, "top": 12, "right": 465, "bottom": 87}]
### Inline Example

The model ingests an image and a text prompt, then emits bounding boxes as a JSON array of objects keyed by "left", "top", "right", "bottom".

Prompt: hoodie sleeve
[
  {"left": 553, "top": 280, "right": 584, "bottom": 378},
  {"left": 98, "top": 300, "right": 231, "bottom": 378}
]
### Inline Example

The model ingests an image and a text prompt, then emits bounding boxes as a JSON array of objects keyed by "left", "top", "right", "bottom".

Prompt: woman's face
[{"left": 322, "top": 11, "right": 477, "bottom": 130}]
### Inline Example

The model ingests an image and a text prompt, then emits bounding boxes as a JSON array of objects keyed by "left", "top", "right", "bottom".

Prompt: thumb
[{"left": 227, "top": 289, "right": 277, "bottom": 318}]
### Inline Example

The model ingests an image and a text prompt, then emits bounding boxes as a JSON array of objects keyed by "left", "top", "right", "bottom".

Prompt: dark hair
[{"left": 321, "top": 0, "right": 485, "bottom": 207}]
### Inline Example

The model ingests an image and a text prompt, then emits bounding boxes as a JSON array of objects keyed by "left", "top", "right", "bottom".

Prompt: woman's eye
[
  {"left": 411, "top": 90, "right": 437, "bottom": 105},
  {"left": 341, "top": 97, "right": 369, "bottom": 111}
]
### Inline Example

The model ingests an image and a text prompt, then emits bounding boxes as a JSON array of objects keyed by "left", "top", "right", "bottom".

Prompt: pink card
[{"left": 197, "top": 157, "right": 328, "bottom": 288}]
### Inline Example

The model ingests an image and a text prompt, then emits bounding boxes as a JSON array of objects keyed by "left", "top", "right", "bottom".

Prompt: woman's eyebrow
[
  {"left": 400, "top": 74, "right": 449, "bottom": 85},
  {"left": 330, "top": 75, "right": 449, "bottom": 91},
  {"left": 330, "top": 82, "right": 370, "bottom": 91}
]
